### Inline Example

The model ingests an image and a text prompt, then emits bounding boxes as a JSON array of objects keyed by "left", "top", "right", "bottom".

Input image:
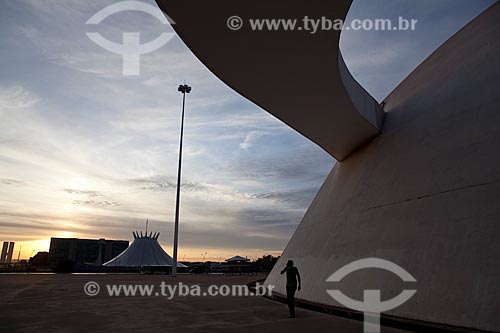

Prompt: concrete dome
[{"left": 104, "top": 232, "right": 186, "bottom": 268}]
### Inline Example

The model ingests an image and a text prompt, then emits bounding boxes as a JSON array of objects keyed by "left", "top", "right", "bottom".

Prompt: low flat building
[{"left": 48, "top": 237, "right": 128, "bottom": 267}]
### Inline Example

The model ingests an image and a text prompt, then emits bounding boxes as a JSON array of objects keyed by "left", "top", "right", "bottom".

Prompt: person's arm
[
  {"left": 296, "top": 269, "right": 301, "bottom": 290},
  {"left": 280, "top": 267, "right": 287, "bottom": 274}
]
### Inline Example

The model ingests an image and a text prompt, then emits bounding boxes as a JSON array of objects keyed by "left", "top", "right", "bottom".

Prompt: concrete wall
[{"left": 265, "top": 3, "right": 500, "bottom": 331}]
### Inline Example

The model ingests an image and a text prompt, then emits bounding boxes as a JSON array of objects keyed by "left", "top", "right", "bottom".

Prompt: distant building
[
  {"left": 103, "top": 231, "right": 186, "bottom": 268},
  {"left": 223, "top": 255, "right": 254, "bottom": 275},
  {"left": 29, "top": 251, "right": 49, "bottom": 266},
  {"left": 225, "top": 255, "right": 250, "bottom": 264},
  {"left": 1, "top": 242, "right": 7, "bottom": 263},
  {"left": 0, "top": 241, "right": 15, "bottom": 264},
  {"left": 48, "top": 237, "right": 128, "bottom": 267}
]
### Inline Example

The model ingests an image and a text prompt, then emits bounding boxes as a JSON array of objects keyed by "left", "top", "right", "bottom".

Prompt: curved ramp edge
[{"left": 156, "top": 0, "right": 384, "bottom": 161}]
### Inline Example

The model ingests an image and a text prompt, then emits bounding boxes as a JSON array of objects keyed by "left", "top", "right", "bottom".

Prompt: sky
[{"left": 0, "top": 0, "right": 495, "bottom": 261}]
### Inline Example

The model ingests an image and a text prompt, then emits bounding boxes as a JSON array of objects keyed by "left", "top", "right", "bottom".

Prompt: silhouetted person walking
[{"left": 280, "top": 259, "right": 301, "bottom": 318}]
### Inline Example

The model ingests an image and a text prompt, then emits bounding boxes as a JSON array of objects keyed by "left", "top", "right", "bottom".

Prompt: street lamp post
[{"left": 172, "top": 83, "right": 191, "bottom": 276}]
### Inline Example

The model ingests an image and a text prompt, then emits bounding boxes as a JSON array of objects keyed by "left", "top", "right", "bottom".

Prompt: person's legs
[{"left": 286, "top": 286, "right": 297, "bottom": 317}]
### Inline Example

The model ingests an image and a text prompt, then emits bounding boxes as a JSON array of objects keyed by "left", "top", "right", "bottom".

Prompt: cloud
[
  {"left": 62, "top": 188, "right": 122, "bottom": 208},
  {"left": 73, "top": 200, "right": 120, "bottom": 207},
  {"left": 63, "top": 189, "right": 103, "bottom": 197},
  {"left": 131, "top": 175, "right": 254, "bottom": 202},
  {"left": 0, "top": 178, "right": 28, "bottom": 187},
  {"left": 240, "top": 131, "right": 270, "bottom": 150},
  {"left": 0, "top": 85, "right": 38, "bottom": 110},
  {"left": 253, "top": 187, "right": 320, "bottom": 210}
]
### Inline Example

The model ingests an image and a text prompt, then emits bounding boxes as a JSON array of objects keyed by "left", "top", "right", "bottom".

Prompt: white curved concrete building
[{"left": 157, "top": 1, "right": 500, "bottom": 331}]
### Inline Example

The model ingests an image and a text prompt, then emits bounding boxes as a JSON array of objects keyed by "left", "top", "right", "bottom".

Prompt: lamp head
[{"left": 178, "top": 84, "right": 192, "bottom": 93}]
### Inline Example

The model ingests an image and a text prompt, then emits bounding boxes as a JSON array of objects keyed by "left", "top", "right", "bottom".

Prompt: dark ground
[{"left": 0, "top": 273, "right": 411, "bottom": 333}]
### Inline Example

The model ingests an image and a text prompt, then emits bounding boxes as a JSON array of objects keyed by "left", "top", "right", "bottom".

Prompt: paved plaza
[{"left": 0, "top": 273, "right": 411, "bottom": 333}]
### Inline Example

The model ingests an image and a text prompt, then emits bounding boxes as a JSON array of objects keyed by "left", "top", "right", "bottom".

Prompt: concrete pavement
[{"left": 0, "top": 273, "right": 411, "bottom": 333}]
